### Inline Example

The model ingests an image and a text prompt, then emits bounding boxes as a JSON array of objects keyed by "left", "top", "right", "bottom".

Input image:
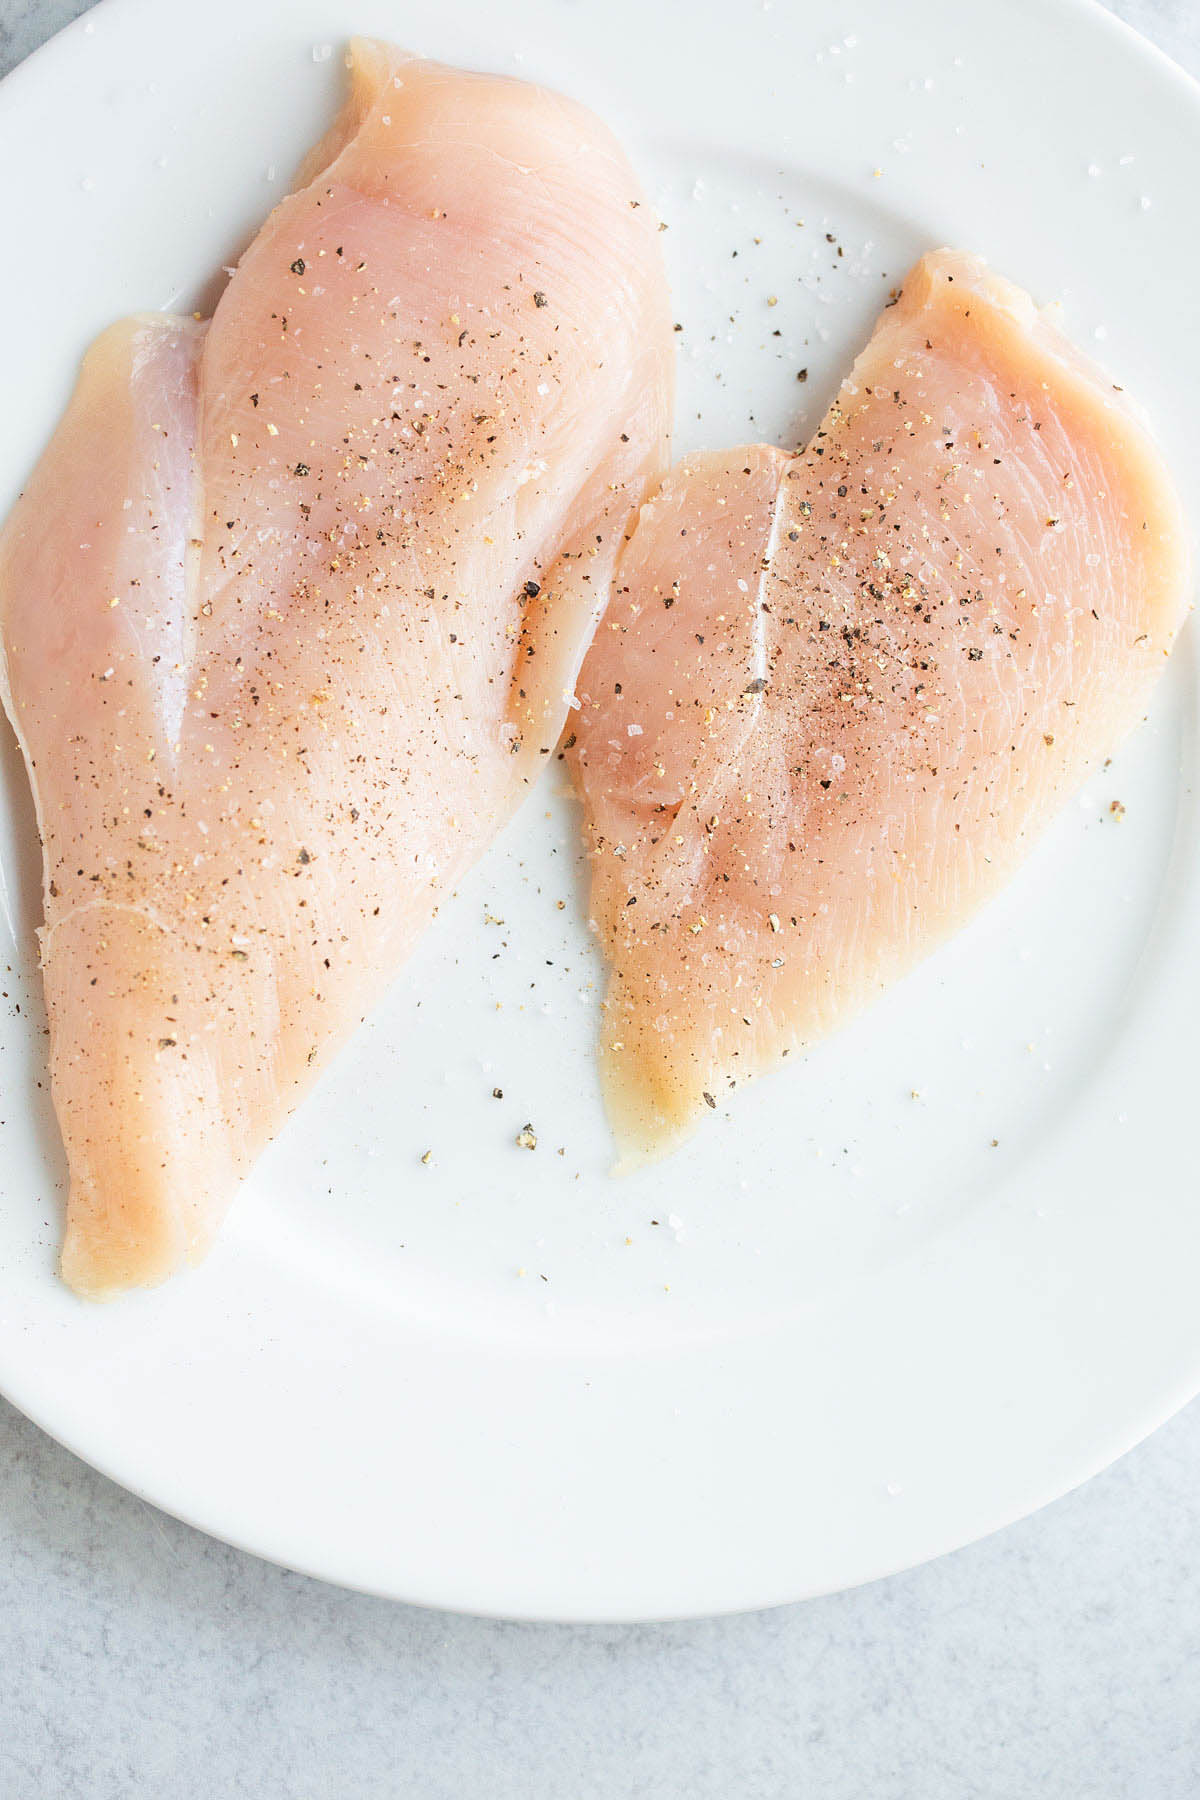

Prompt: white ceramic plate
[{"left": 0, "top": 0, "right": 1197, "bottom": 1622}]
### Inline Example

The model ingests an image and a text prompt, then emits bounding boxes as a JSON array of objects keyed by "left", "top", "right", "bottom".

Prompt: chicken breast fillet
[
  {"left": 0, "top": 40, "right": 673, "bottom": 1293},
  {"left": 571, "top": 251, "right": 1188, "bottom": 1162}
]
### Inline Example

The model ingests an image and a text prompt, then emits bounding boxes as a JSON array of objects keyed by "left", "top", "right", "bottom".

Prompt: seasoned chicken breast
[
  {"left": 571, "top": 251, "right": 1188, "bottom": 1162},
  {"left": 0, "top": 41, "right": 673, "bottom": 1293}
]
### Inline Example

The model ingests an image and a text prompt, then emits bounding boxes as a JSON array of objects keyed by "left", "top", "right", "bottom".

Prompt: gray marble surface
[{"left": 2, "top": 1, "right": 1200, "bottom": 1794}]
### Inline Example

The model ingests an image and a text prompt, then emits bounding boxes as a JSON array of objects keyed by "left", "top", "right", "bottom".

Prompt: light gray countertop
[{"left": 2, "top": 2, "right": 1200, "bottom": 1795}]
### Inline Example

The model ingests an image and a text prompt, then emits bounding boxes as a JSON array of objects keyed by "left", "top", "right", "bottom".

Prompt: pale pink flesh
[
  {"left": 0, "top": 41, "right": 673, "bottom": 1294},
  {"left": 572, "top": 251, "right": 1190, "bottom": 1162}
]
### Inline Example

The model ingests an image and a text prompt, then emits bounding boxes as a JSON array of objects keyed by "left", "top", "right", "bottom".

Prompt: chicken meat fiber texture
[
  {"left": 571, "top": 251, "right": 1190, "bottom": 1164},
  {"left": 0, "top": 40, "right": 674, "bottom": 1296}
]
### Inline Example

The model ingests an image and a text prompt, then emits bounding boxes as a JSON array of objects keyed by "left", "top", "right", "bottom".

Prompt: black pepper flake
[
  {"left": 532, "top": 290, "right": 548, "bottom": 307},
  {"left": 523, "top": 580, "right": 541, "bottom": 598},
  {"left": 702, "top": 1092, "right": 716, "bottom": 1109},
  {"left": 743, "top": 677, "right": 768, "bottom": 695},
  {"left": 294, "top": 462, "right": 310, "bottom": 477},
  {"left": 297, "top": 848, "right": 312, "bottom": 865},
  {"left": 290, "top": 258, "right": 305, "bottom": 275}
]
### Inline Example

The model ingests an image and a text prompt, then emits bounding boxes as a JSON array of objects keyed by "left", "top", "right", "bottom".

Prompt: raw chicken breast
[
  {"left": 0, "top": 40, "right": 673, "bottom": 1295},
  {"left": 572, "top": 250, "right": 1189, "bottom": 1163}
]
